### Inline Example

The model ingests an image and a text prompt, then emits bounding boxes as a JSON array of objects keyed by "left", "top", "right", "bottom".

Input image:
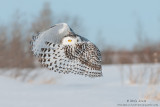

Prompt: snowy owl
[{"left": 31, "top": 23, "right": 102, "bottom": 77}]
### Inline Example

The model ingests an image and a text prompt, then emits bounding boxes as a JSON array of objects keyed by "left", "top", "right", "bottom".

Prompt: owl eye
[{"left": 68, "top": 39, "right": 72, "bottom": 42}]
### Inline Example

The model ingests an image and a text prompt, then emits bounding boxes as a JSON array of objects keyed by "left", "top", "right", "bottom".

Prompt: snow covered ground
[{"left": 0, "top": 65, "right": 159, "bottom": 107}]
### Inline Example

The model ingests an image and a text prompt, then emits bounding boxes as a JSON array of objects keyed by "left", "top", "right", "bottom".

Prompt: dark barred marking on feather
[
  {"left": 45, "top": 41, "right": 50, "bottom": 45},
  {"left": 48, "top": 48, "right": 51, "bottom": 52},
  {"left": 39, "top": 59, "right": 42, "bottom": 63},
  {"left": 41, "top": 48, "right": 48, "bottom": 52},
  {"left": 42, "top": 59, "right": 46, "bottom": 62},
  {"left": 41, "top": 48, "right": 44, "bottom": 51},
  {"left": 54, "top": 61, "right": 57, "bottom": 64},
  {"left": 53, "top": 57, "right": 57, "bottom": 59}
]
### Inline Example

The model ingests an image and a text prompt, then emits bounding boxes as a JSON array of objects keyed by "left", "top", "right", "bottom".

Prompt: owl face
[
  {"left": 61, "top": 34, "right": 82, "bottom": 45},
  {"left": 61, "top": 36, "right": 77, "bottom": 45}
]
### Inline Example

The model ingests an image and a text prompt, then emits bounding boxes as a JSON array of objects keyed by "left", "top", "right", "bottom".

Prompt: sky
[{"left": 0, "top": 0, "right": 160, "bottom": 49}]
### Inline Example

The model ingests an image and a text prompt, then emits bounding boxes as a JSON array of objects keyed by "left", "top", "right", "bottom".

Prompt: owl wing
[
  {"left": 36, "top": 42, "right": 68, "bottom": 73},
  {"left": 30, "top": 23, "right": 70, "bottom": 57},
  {"left": 73, "top": 42, "right": 102, "bottom": 77},
  {"left": 37, "top": 41, "right": 102, "bottom": 77},
  {"left": 74, "top": 43, "right": 102, "bottom": 70},
  {"left": 63, "top": 42, "right": 102, "bottom": 77}
]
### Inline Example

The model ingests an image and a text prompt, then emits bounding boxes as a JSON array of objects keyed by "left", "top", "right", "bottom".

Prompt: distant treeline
[
  {"left": 0, "top": 3, "right": 160, "bottom": 68},
  {"left": 0, "top": 35, "right": 34, "bottom": 68},
  {"left": 102, "top": 44, "right": 160, "bottom": 64}
]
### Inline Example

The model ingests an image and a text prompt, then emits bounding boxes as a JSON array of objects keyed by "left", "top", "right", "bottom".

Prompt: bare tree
[{"left": 0, "top": 26, "right": 8, "bottom": 68}]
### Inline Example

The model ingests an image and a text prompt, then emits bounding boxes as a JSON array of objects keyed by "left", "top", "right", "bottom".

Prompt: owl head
[{"left": 61, "top": 32, "right": 82, "bottom": 46}]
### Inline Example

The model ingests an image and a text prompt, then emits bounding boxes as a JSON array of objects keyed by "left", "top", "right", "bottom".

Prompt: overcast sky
[{"left": 0, "top": 0, "right": 160, "bottom": 49}]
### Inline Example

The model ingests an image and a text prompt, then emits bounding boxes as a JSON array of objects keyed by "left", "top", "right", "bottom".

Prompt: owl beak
[{"left": 68, "top": 40, "right": 72, "bottom": 42}]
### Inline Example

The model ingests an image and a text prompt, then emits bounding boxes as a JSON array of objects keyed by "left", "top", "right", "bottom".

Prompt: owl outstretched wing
[
  {"left": 30, "top": 23, "right": 71, "bottom": 57},
  {"left": 74, "top": 43, "right": 102, "bottom": 71},
  {"left": 64, "top": 42, "right": 102, "bottom": 77},
  {"left": 37, "top": 41, "right": 102, "bottom": 77}
]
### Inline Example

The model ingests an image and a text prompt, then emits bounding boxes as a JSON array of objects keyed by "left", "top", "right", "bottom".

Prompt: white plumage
[{"left": 31, "top": 23, "right": 102, "bottom": 77}]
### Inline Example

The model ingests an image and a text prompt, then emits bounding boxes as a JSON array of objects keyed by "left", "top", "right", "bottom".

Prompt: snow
[{"left": 0, "top": 65, "right": 159, "bottom": 107}]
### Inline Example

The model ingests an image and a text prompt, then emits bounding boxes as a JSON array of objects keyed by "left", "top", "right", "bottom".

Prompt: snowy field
[{"left": 0, "top": 64, "right": 159, "bottom": 107}]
